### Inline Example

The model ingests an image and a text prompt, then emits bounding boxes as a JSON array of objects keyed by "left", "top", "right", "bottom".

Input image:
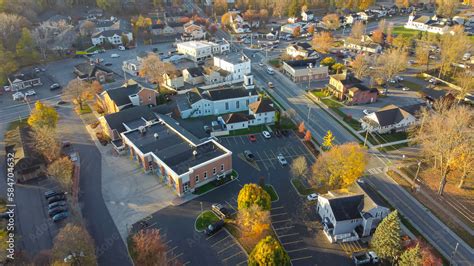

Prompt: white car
[
  {"left": 12, "top": 92, "right": 25, "bottom": 101},
  {"left": 24, "top": 90, "right": 36, "bottom": 96},
  {"left": 395, "top": 75, "right": 404, "bottom": 81},
  {"left": 363, "top": 109, "right": 370, "bottom": 115},
  {"left": 307, "top": 193, "right": 318, "bottom": 201},
  {"left": 277, "top": 153, "right": 288, "bottom": 166},
  {"left": 262, "top": 131, "right": 271, "bottom": 139},
  {"left": 118, "top": 45, "right": 126, "bottom": 51},
  {"left": 110, "top": 53, "right": 120, "bottom": 58},
  {"left": 266, "top": 67, "right": 274, "bottom": 75},
  {"left": 3, "top": 86, "right": 11, "bottom": 92},
  {"left": 402, "top": 87, "right": 410, "bottom": 91},
  {"left": 259, "top": 62, "right": 264, "bottom": 67}
]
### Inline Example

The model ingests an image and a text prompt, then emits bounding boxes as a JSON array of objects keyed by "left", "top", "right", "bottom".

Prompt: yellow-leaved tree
[
  {"left": 311, "top": 142, "right": 367, "bottom": 189},
  {"left": 248, "top": 236, "right": 290, "bottom": 266},
  {"left": 237, "top": 184, "right": 271, "bottom": 211},
  {"left": 322, "top": 130, "right": 335, "bottom": 150},
  {"left": 237, "top": 205, "right": 270, "bottom": 238},
  {"left": 28, "top": 101, "right": 59, "bottom": 129}
]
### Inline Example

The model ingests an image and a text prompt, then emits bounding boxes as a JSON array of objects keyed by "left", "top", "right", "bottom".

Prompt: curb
[{"left": 266, "top": 184, "right": 280, "bottom": 203}]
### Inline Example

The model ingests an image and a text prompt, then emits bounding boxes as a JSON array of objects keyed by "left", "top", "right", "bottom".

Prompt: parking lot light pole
[
  {"left": 307, "top": 104, "right": 311, "bottom": 123},
  {"left": 413, "top": 161, "right": 422, "bottom": 183}
]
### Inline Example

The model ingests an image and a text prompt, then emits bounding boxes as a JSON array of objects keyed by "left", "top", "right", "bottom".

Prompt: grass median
[{"left": 195, "top": 211, "right": 220, "bottom": 232}]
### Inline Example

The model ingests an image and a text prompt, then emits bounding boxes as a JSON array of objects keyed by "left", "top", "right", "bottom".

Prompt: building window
[
  {"left": 213, "top": 168, "right": 216, "bottom": 175},
  {"left": 221, "top": 164, "right": 224, "bottom": 171},
  {"left": 225, "top": 102, "right": 229, "bottom": 110},
  {"left": 246, "top": 99, "right": 249, "bottom": 105},
  {"left": 195, "top": 175, "right": 199, "bottom": 183},
  {"left": 204, "top": 171, "right": 207, "bottom": 179},
  {"left": 236, "top": 101, "right": 240, "bottom": 109}
]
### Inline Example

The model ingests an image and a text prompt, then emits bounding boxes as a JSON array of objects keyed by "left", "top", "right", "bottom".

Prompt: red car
[{"left": 248, "top": 134, "right": 257, "bottom": 142}]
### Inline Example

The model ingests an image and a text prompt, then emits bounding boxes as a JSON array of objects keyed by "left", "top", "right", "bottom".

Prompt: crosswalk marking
[{"left": 366, "top": 167, "right": 384, "bottom": 175}]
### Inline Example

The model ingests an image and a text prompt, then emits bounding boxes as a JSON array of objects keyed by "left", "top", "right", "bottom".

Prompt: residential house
[
  {"left": 405, "top": 12, "right": 451, "bottom": 35},
  {"left": 99, "top": 105, "right": 158, "bottom": 140},
  {"left": 213, "top": 53, "right": 251, "bottom": 83},
  {"left": 177, "top": 40, "right": 230, "bottom": 62},
  {"left": 73, "top": 62, "right": 113, "bottom": 83},
  {"left": 91, "top": 29, "right": 133, "bottom": 45},
  {"left": 356, "top": 12, "right": 370, "bottom": 21},
  {"left": 122, "top": 58, "right": 141, "bottom": 76},
  {"left": 8, "top": 72, "right": 42, "bottom": 91},
  {"left": 317, "top": 181, "right": 390, "bottom": 243},
  {"left": 266, "top": 30, "right": 278, "bottom": 40},
  {"left": 229, "top": 12, "right": 253, "bottom": 33},
  {"left": 183, "top": 21, "right": 206, "bottom": 40},
  {"left": 177, "top": 74, "right": 258, "bottom": 118},
  {"left": 360, "top": 104, "right": 425, "bottom": 134},
  {"left": 163, "top": 70, "right": 185, "bottom": 90},
  {"left": 168, "top": 21, "right": 186, "bottom": 34},
  {"left": 327, "top": 74, "right": 378, "bottom": 105},
  {"left": 343, "top": 35, "right": 382, "bottom": 54},
  {"left": 216, "top": 98, "right": 276, "bottom": 132},
  {"left": 286, "top": 42, "right": 319, "bottom": 59},
  {"left": 116, "top": 117, "right": 233, "bottom": 197},
  {"left": 203, "top": 66, "right": 233, "bottom": 85},
  {"left": 99, "top": 79, "right": 158, "bottom": 114},
  {"left": 87, "top": 8, "right": 103, "bottom": 19},
  {"left": 344, "top": 14, "right": 356, "bottom": 25},
  {"left": 94, "top": 19, "right": 118, "bottom": 32},
  {"left": 280, "top": 23, "right": 303, "bottom": 35},
  {"left": 219, "top": 113, "right": 249, "bottom": 131},
  {"left": 301, "top": 10, "right": 314, "bottom": 22},
  {"left": 182, "top": 67, "right": 205, "bottom": 85},
  {"left": 7, "top": 126, "right": 46, "bottom": 183},
  {"left": 282, "top": 58, "right": 329, "bottom": 83},
  {"left": 151, "top": 24, "right": 175, "bottom": 35}
]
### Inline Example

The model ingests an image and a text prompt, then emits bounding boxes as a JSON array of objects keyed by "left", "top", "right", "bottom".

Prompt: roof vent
[
  {"left": 138, "top": 126, "right": 146, "bottom": 135},
  {"left": 193, "top": 150, "right": 198, "bottom": 156},
  {"left": 154, "top": 133, "right": 159, "bottom": 139}
]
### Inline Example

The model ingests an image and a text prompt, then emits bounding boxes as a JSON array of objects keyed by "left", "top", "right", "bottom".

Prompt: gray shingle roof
[
  {"left": 104, "top": 82, "right": 141, "bottom": 107},
  {"left": 103, "top": 106, "right": 157, "bottom": 133},
  {"left": 374, "top": 103, "right": 424, "bottom": 127},
  {"left": 74, "top": 63, "right": 112, "bottom": 78},
  {"left": 92, "top": 29, "right": 126, "bottom": 38},
  {"left": 328, "top": 195, "right": 364, "bottom": 221}
]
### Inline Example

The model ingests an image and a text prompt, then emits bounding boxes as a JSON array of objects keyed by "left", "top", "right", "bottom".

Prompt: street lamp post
[
  {"left": 307, "top": 63, "right": 313, "bottom": 90},
  {"left": 413, "top": 161, "right": 422, "bottom": 183},
  {"left": 450, "top": 242, "right": 459, "bottom": 266},
  {"left": 307, "top": 104, "right": 311, "bottom": 123}
]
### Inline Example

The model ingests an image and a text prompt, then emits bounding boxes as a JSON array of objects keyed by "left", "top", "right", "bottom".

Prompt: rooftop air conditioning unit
[
  {"left": 193, "top": 150, "right": 198, "bottom": 156},
  {"left": 154, "top": 133, "right": 159, "bottom": 139}
]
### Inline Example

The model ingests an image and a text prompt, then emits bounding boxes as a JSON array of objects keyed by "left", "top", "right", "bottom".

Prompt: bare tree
[
  {"left": 48, "top": 157, "right": 74, "bottom": 192},
  {"left": 51, "top": 223, "right": 97, "bottom": 265},
  {"left": 31, "top": 127, "right": 61, "bottom": 163},
  {"left": 62, "top": 79, "right": 93, "bottom": 110},
  {"left": 291, "top": 156, "right": 308, "bottom": 178},
  {"left": 415, "top": 44, "right": 430, "bottom": 66},
  {"left": 312, "top": 31, "right": 334, "bottom": 54},
  {"left": 139, "top": 53, "right": 176, "bottom": 84},
  {"left": 438, "top": 25, "right": 469, "bottom": 79},
  {"left": 350, "top": 21, "right": 365, "bottom": 41},
  {"left": 80, "top": 20, "right": 96, "bottom": 36},
  {"left": 132, "top": 229, "right": 168, "bottom": 266},
  {"left": 376, "top": 48, "right": 408, "bottom": 82},
  {"left": 454, "top": 70, "right": 474, "bottom": 102},
  {"left": 351, "top": 54, "right": 371, "bottom": 80},
  {"left": 410, "top": 103, "right": 474, "bottom": 195},
  {"left": 33, "top": 19, "right": 76, "bottom": 59},
  {"left": 0, "top": 13, "right": 30, "bottom": 50},
  {"left": 436, "top": 0, "right": 458, "bottom": 17},
  {"left": 322, "top": 14, "right": 340, "bottom": 30}
]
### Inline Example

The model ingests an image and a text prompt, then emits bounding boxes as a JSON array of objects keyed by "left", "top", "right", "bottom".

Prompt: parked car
[
  {"left": 268, "top": 82, "right": 274, "bottom": 89},
  {"left": 104, "top": 62, "right": 113, "bottom": 66},
  {"left": 266, "top": 67, "right": 274, "bottom": 75},
  {"left": 110, "top": 53, "right": 120, "bottom": 58},
  {"left": 277, "top": 153, "right": 288, "bottom": 166},
  {"left": 262, "top": 131, "right": 271, "bottom": 139},
  {"left": 307, "top": 193, "right": 318, "bottom": 201},
  {"left": 48, "top": 194, "right": 66, "bottom": 204},
  {"left": 49, "top": 206, "right": 68, "bottom": 217},
  {"left": 205, "top": 220, "right": 225, "bottom": 235},
  {"left": 50, "top": 83, "right": 61, "bottom": 90},
  {"left": 402, "top": 87, "right": 410, "bottom": 91},
  {"left": 281, "top": 129, "right": 290, "bottom": 137},
  {"left": 44, "top": 190, "right": 66, "bottom": 199},
  {"left": 52, "top": 211, "right": 69, "bottom": 222},
  {"left": 363, "top": 109, "right": 370, "bottom": 115},
  {"left": 118, "top": 45, "right": 126, "bottom": 51},
  {"left": 48, "top": 200, "right": 67, "bottom": 209},
  {"left": 258, "top": 61, "right": 264, "bottom": 67},
  {"left": 211, "top": 203, "right": 230, "bottom": 218},
  {"left": 3, "top": 86, "right": 11, "bottom": 91},
  {"left": 352, "top": 251, "right": 379, "bottom": 265},
  {"left": 12, "top": 92, "right": 25, "bottom": 101},
  {"left": 24, "top": 90, "right": 36, "bottom": 97},
  {"left": 394, "top": 75, "right": 404, "bottom": 81},
  {"left": 248, "top": 134, "right": 257, "bottom": 142},
  {"left": 274, "top": 129, "right": 282, "bottom": 137},
  {"left": 244, "top": 150, "right": 255, "bottom": 161}
]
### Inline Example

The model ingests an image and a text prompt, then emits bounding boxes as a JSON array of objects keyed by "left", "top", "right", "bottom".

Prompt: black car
[
  {"left": 211, "top": 203, "right": 231, "bottom": 218},
  {"left": 52, "top": 211, "right": 69, "bottom": 222},
  {"left": 205, "top": 220, "right": 225, "bottom": 235},
  {"left": 104, "top": 63, "right": 112, "bottom": 66},
  {"left": 49, "top": 206, "right": 67, "bottom": 217},
  {"left": 48, "top": 200, "right": 67, "bottom": 210},
  {"left": 48, "top": 194, "right": 67, "bottom": 204},
  {"left": 44, "top": 190, "right": 66, "bottom": 199}
]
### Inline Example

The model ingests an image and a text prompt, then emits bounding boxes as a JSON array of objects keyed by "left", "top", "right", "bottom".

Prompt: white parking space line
[
  {"left": 278, "top": 232, "right": 299, "bottom": 238},
  {"left": 233, "top": 137, "right": 239, "bottom": 145},
  {"left": 183, "top": 261, "right": 191, "bottom": 265},
  {"left": 167, "top": 253, "right": 183, "bottom": 262},
  {"left": 217, "top": 243, "right": 236, "bottom": 254},
  {"left": 286, "top": 248, "right": 308, "bottom": 253},
  {"left": 281, "top": 240, "right": 304, "bottom": 245},
  {"left": 263, "top": 151, "right": 276, "bottom": 168},
  {"left": 164, "top": 240, "right": 172, "bottom": 246},
  {"left": 206, "top": 231, "right": 224, "bottom": 240},
  {"left": 222, "top": 251, "right": 244, "bottom": 262},
  {"left": 239, "top": 136, "right": 246, "bottom": 144},
  {"left": 237, "top": 260, "right": 247, "bottom": 265},
  {"left": 271, "top": 206, "right": 284, "bottom": 210},
  {"left": 290, "top": 256, "right": 313, "bottom": 262},
  {"left": 270, "top": 212, "right": 288, "bottom": 217},
  {"left": 274, "top": 225, "right": 295, "bottom": 231},
  {"left": 166, "top": 246, "right": 178, "bottom": 254},
  {"left": 225, "top": 201, "right": 237, "bottom": 211},
  {"left": 211, "top": 235, "right": 231, "bottom": 247},
  {"left": 272, "top": 219, "right": 291, "bottom": 224}
]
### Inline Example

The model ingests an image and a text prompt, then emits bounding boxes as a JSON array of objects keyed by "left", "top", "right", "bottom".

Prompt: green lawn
[
  {"left": 268, "top": 59, "right": 281, "bottom": 68},
  {"left": 367, "top": 131, "right": 409, "bottom": 146},
  {"left": 229, "top": 125, "right": 266, "bottom": 136},
  {"left": 400, "top": 80, "right": 423, "bottom": 91},
  {"left": 311, "top": 90, "right": 327, "bottom": 98},
  {"left": 393, "top": 26, "right": 474, "bottom": 42},
  {"left": 75, "top": 104, "right": 92, "bottom": 115},
  {"left": 195, "top": 211, "right": 220, "bottom": 231},
  {"left": 264, "top": 185, "right": 279, "bottom": 201},
  {"left": 291, "top": 178, "right": 316, "bottom": 196},
  {"left": 320, "top": 98, "right": 344, "bottom": 108},
  {"left": 378, "top": 142, "right": 410, "bottom": 152}
]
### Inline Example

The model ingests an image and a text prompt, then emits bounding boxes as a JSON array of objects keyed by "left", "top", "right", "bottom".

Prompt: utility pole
[
  {"left": 364, "top": 130, "right": 369, "bottom": 147},
  {"left": 450, "top": 242, "right": 459, "bottom": 266},
  {"left": 307, "top": 63, "right": 313, "bottom": 90}
]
